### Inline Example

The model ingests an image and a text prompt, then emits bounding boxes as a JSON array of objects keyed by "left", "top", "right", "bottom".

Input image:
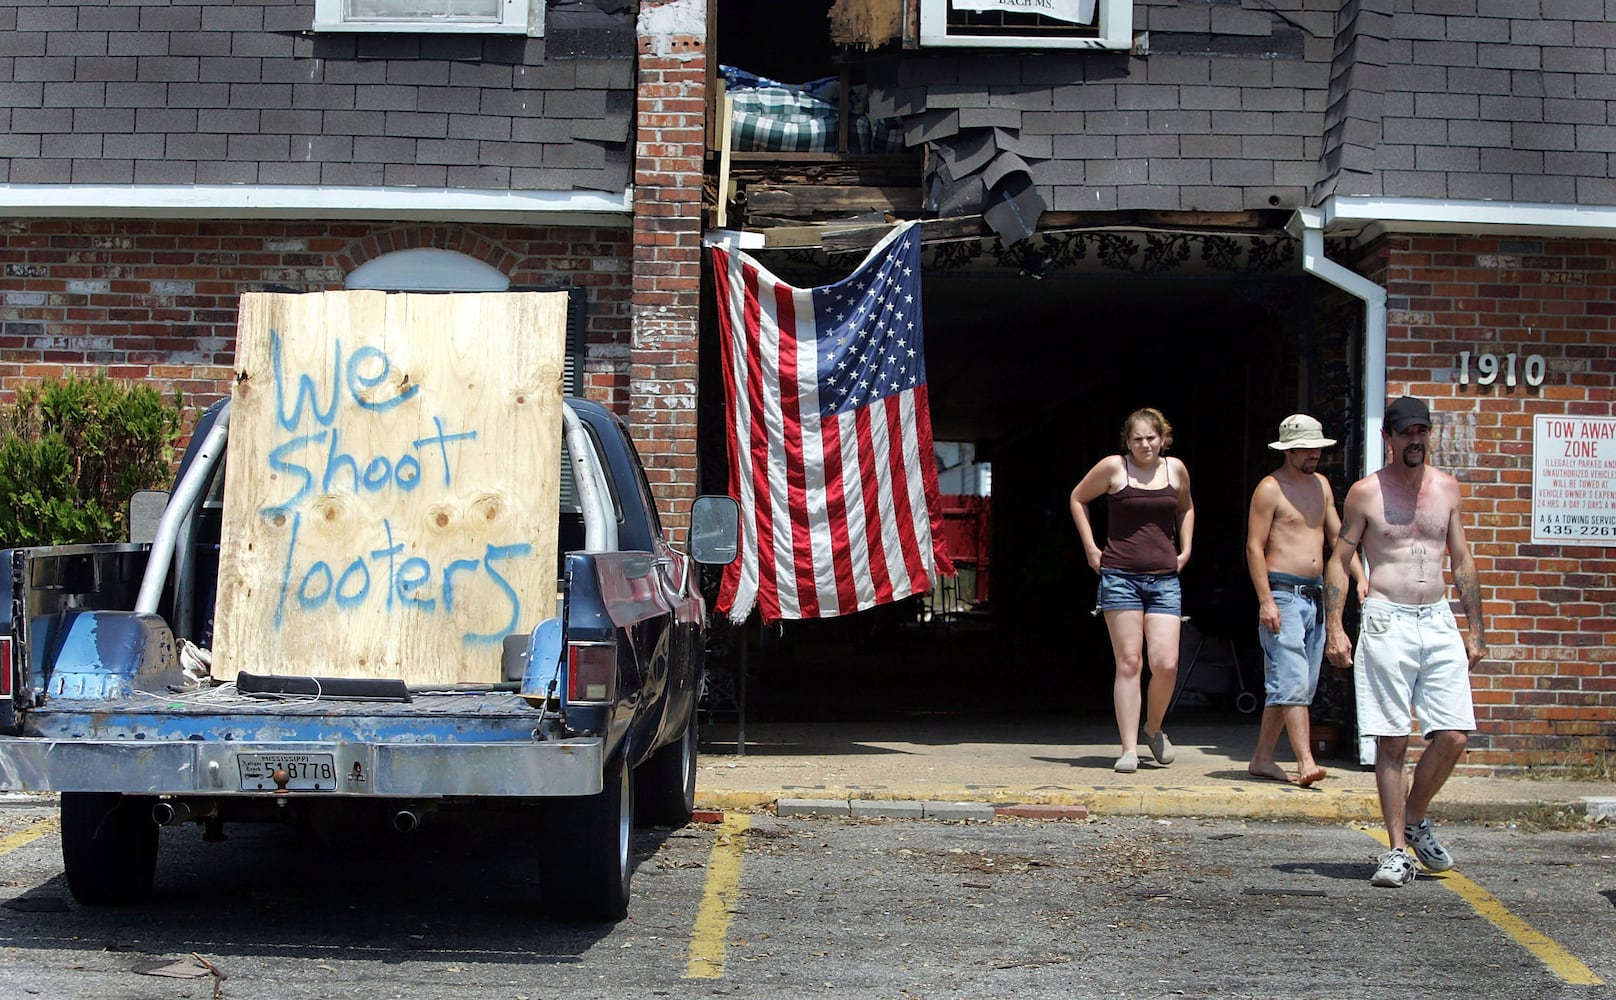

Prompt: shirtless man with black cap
[{"left": 1324, "top": 395, "right": 1488, "bottom": 888}]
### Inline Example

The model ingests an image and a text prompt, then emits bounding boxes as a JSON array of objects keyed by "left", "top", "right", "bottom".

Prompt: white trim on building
[
  {"left": 1319, "top": 196, "right": 1616, "bottom": 243},
  {"left": 0, "top": 184, "right": 634, "bottom": 226}
]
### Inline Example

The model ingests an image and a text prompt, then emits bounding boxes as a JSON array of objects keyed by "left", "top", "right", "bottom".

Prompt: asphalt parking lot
[{"left": 1, "top": 800, "right": 1612, "bottom": 999}]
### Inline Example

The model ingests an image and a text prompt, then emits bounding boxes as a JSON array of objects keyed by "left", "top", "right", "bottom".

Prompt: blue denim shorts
[
  {"left": 1097, "top": 569, "right": 1181, "bottom": 616},
  {"left": 1258, "top": 574, "right": 1325, "bottom": 706}
]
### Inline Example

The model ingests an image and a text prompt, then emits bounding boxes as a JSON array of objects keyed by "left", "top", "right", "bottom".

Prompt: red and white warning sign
[{"left": 1532, "top": 414, "right": 1616, "bottom": 546}]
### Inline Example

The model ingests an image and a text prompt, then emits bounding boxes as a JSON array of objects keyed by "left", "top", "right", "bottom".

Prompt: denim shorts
[
  {"left": 1258, "top": 574, "right": 1325, "bottom": 706},
  {"left": 1097, "top": 569, "right": 1181, "bottom": 616}
]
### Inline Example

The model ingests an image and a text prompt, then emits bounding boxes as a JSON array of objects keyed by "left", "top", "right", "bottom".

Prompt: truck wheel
[
  {"left": 540, "top": 756, "right": 633, "bottom": 920},
  {"left": 60, "top": 792, "right": 159, "bottom": 906},
  {"left": 635, "top": 709, "right": 697, "bottom": 828}
]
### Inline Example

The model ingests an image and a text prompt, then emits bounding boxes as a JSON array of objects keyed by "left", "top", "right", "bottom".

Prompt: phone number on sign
[{"left": 1537, "top": 523, "right": 1616, "bottom": 537}]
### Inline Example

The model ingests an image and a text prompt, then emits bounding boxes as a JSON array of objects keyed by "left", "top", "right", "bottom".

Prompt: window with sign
[
  {"left": 918, "top": 0, "right": 1132, "bottom": 50},
  {"left": 313, "top": 0, "right": 538, "bottom": 34}
]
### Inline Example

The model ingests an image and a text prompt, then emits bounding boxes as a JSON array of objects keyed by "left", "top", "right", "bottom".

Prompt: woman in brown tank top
[{"left": 1069, "top": 407, "right": 1195, "bottom": 773}]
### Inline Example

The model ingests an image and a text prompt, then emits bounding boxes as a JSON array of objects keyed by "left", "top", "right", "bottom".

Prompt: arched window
[
  {"left": 342, "top": 248, "right": 582, "bottom": 394},
  {"left": 345, "top": 248, "right": 511, "bottom": 292}
]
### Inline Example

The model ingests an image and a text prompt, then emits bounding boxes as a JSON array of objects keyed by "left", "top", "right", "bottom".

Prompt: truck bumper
[{"left": 0, "top": 738, "right": 605, "bottom": 798}]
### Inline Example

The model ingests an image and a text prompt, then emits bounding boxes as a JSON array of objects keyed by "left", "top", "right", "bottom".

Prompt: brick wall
[
  {"left": 630, "top": 0, "right": 707, "bottom": 541},
  {"left": 1369, "top": 234, "right": 1616, "bottom": 772},
  {"left": 0, "top": 219, "right": 633, "bottom": 432}
]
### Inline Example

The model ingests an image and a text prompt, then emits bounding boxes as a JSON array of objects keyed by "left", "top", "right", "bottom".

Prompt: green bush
[{"left": 0, "top": 374, "right": 185, "bottom": 547}]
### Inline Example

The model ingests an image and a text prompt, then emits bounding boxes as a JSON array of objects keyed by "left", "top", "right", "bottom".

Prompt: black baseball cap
[{"left": 1384, "top": 396, "right": 1431, "bottom": 433}]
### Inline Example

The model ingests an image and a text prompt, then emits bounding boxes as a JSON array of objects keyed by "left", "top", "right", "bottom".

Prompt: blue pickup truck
[{"left": 0, "top": 396, "right": 737, "bottom": 920}]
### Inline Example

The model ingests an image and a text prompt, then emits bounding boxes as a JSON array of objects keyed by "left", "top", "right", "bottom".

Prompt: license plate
[{"left": 237, "top": 753, "right": 338, "bottom": 791}]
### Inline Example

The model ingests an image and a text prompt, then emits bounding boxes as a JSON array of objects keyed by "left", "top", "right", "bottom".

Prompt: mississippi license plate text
[{"left": 237, "top": 753, "right": 338, "bottom": 791}]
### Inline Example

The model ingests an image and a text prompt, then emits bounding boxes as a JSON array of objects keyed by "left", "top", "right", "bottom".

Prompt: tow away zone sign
[{"left": 1532, "top": 414, "right": 1616, "bottom": 546}]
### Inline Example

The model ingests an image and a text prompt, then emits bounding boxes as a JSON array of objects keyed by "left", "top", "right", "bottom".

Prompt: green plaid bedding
[{"left": 723, "top": 66, "right": 906, "bottom": 154}]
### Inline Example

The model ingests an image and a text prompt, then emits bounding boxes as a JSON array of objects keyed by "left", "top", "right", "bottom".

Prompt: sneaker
[
  {"left": 1114, "top": 751, "right": 1139, "bottom": 773},
  {"left": 1371, "top": 848, "right": 1417, "bottom": 888},
  {"left": 1145, "top": 729, "right": 1175, "bottom": 766},
  {"left": 1404, "top": 818, "right": 1454, "bottom": 872}
]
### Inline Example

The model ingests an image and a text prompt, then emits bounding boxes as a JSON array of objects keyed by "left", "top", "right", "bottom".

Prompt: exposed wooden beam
[
  {"left": 761, "top": 223, "right": 893, "bottom": 249},
  {"left": 746, "top": 185, "right": 922, "bottom": 216},
  {"left": 739, "top": 210, "right": 1291, "bottom": 253},
  {"left": 819, "top": 217, "right": 988, "bottom": 252},
  {"left": 712, "top": 94, "right": 733, "bottom": 229}
]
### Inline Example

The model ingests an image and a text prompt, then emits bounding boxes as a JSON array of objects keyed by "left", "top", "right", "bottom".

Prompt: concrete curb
[
  {"left": 698, "top": 787, "right": 1616, "bottom": 824},
  {"left": 777, "top": 798, "right": 997, "bottom": 822},
  {"left": 704, "top": 788, "right": 1380, "bottom": 822},
  {"left": 1585, "top": 797, "right": 1616, "bottom": 821},
  {"left": 1076, "top": 785, "right": 1383, "bottom": 822},
  {"left": 0, "top": 788, "right": 1599, "bottom": 826}
]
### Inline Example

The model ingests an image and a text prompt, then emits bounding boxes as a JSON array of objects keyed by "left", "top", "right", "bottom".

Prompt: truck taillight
[
  {"left": 0, "top": 635, "right": 11, "bottom": 698},
  {"left": 566, "top": 642, "right": 616, "bottom": 703}
]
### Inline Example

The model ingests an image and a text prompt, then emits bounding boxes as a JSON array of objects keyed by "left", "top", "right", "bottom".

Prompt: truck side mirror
[
  {"left": 688, "top": 495, "right": 740, "bottom": 566},
  {"left": 128, "top": 490, "right": 171, "bottom": 544}
]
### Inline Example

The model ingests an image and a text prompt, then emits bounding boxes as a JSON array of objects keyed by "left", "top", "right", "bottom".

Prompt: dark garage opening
[{"left": 697, "top": 240, "right": 1361, "bottom": 733}]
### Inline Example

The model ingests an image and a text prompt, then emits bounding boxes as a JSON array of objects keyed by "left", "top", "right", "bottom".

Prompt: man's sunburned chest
[
  {"left": 1376, "top": 478, "right": 1446, "bottom": 543},
  {"left": 1276, "top": 481, "right": 1327, "bottom": 530}
]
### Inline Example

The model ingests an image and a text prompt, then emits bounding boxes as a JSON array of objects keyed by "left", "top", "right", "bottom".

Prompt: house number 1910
[{"left": 1456, "top": 351, "right": 1546, "bottom": 387}]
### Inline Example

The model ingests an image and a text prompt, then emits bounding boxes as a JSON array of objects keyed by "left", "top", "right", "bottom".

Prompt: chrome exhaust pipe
[
  {"left": 152, "top": 799, "right": 214, "bottom": 826},
  {"left": 391, "top": 807, "right": 422, "bottom": 834}
]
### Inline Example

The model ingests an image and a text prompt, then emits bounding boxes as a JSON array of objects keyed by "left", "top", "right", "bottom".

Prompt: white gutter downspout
[
  {"left": 1289, "top": 208, "right": 1388, "bottom": 770},
  {"left": 1287, "top": 208, "right": 1389, "bottom": 479}
]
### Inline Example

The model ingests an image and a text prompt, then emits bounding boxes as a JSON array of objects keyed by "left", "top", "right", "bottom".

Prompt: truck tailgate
[{"left": 0, "top": 689, "right": 604, "bottom": 797}]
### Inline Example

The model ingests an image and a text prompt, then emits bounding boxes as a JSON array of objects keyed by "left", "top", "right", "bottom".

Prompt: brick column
[
  {"left": 1377, "top": 233, "right": 1616, "bottom": 771},
  {"left": 631, "top": 0, "right": 707, "bottom": 541}
]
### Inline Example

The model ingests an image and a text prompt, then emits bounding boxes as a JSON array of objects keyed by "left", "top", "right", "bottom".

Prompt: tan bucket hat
[{"left": 1269, "top": 414, "right": 1337, "bottom": 450}]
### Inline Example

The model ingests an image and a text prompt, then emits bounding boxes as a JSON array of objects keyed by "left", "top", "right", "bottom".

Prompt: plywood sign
[{"left": 213, "top": 291, "right": 569, "bottom": 685}]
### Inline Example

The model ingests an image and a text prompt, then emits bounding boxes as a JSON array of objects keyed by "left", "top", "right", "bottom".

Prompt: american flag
[{"left": 710, "top": 222, "right": 953, "bottom": 624}]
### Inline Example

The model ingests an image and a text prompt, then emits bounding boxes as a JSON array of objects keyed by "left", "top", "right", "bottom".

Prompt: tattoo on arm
[
  {"left": 1455, "top": 565, "right": 1483, "bottom": 628},
  {"left": 1324, "top": 581, "right": 1344, "bottom": 619}
]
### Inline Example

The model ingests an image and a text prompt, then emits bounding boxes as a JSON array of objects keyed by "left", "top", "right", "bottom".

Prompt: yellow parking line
[
  {"left": 685, "top": 813, "right": 749, "bottom": 980},
  {"left": 0, "top": 816, "right": 58, "bottom": 855},
  {"left": 1363, "top": 827, "right": 1603, "bottom": 985}
]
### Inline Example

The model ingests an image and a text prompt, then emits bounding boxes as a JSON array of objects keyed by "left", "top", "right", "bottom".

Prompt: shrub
[{"left": 0, "top": 374, "right": 186, "bottom": 546}]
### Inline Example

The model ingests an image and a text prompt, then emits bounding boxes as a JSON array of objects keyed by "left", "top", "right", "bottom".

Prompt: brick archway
[{"left": 336, "top": 227, "right": 519, "bottom": 279}]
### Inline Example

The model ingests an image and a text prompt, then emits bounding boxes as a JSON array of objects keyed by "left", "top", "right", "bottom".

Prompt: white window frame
[
  {"left": 919, "top": 0, "right": 1132, "bottom": 51},
  {"left": 313, "top": 0, "right": 539, "bottom": 35}
]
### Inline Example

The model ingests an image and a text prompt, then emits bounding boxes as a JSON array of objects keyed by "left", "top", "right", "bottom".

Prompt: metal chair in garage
[{"left": 1170, "top": 585, "right": 1259, "bottom": 716}]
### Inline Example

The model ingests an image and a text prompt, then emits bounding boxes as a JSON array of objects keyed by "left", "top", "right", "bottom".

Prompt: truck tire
[
  {"left": 60, "top": 792, "right": 159, "bottom": 906},
  {"left": 635, "top": 709, "right": 697, "bottom": 828},
  {"left": 540, "top": 755, "right": 633, "bottom": 920}
]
